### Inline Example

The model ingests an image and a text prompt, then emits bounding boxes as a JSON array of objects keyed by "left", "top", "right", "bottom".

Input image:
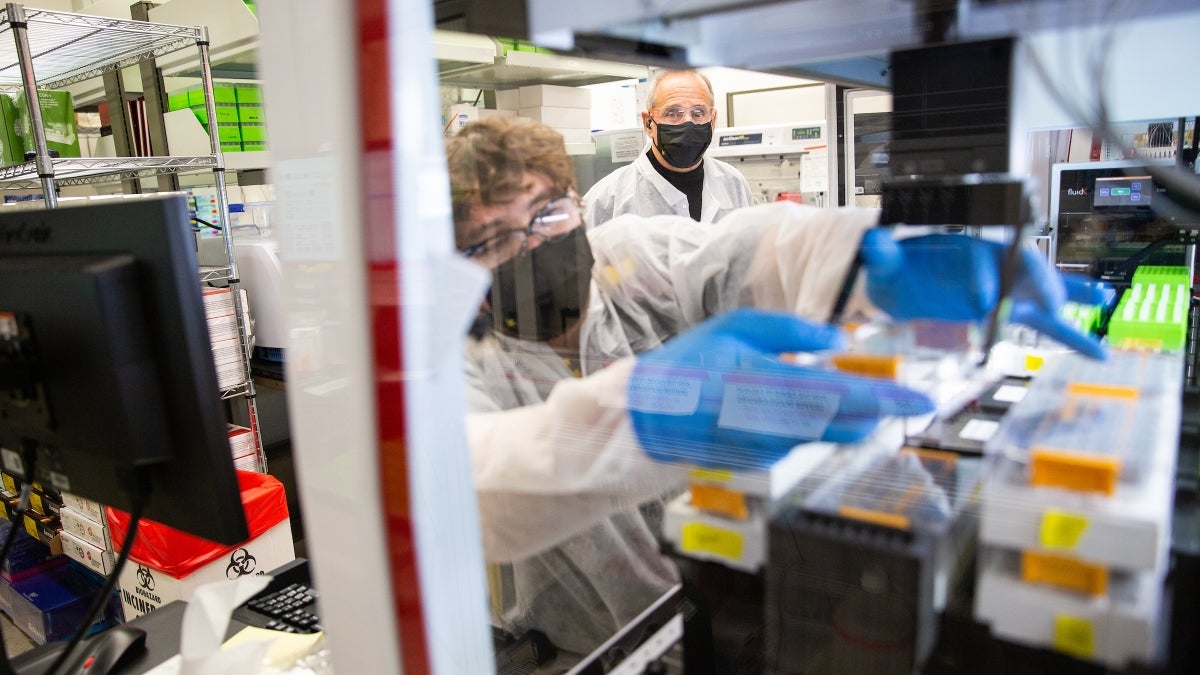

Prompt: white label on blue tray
[{"left": 718, "top": 379, "right": 838, "bottom": 438}]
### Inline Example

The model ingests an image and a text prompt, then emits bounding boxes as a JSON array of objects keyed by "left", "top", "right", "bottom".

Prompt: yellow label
[
  {"left": 29, "top": 492, "right": 43, "bottom": 514},
  {"left": 680, "top": 522, "right": 744, "bottom": 559},
  {"left": 1040, "top": 511, "right": 1090, "bottom": 549},
  {"left": 1025, "top": 354, "right": 1045, "bottom": 372},
  {"left": 23, "top": 514, "right": 39, "bottom": 540},
  {"left": 1053, "top": 614, "right": 1096, "bottom": 659},
  {"left": 1, "top": 473, "right": 15, "bottom": 494},
  {"left": 690, "top": 468, "right": 732, "bottom": 483}
]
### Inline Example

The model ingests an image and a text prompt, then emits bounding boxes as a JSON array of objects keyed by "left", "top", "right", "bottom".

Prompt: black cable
[
  {"left": 43, "top": 486, "right": 148, "bottom": 675},
  {"left": 192, "top": 216, "right": 221, "bottom": 232}
]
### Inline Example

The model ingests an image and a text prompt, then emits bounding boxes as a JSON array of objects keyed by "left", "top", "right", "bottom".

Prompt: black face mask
[
  {"left": 654, "top": 121, "right": 713, "bottom": 169},
  {"left": 487, "top": 226, "right": 594, "bottom": 342}
]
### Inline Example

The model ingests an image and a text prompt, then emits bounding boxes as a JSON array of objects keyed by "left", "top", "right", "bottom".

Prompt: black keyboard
[{"left": 233, "top": 558, "right": 323, "bottom": 634}]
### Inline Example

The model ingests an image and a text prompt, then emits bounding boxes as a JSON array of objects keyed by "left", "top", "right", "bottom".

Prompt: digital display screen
[
  {"left": 1094, "top": 175, "right": 1153, "bottom": 207},
  {"left": 718, "top": 133, "right": 763, "bottom": 147},
  {"left": 792, "top": 126, "right": 821, "bottom": 140}
]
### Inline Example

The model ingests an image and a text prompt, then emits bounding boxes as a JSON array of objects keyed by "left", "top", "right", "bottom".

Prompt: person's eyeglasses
[
  {"left": 652, "top": 105, "right": 713, "bottom": 124},
  {"left": 459, "top": 192, "right": 581, "bottom": 267}
]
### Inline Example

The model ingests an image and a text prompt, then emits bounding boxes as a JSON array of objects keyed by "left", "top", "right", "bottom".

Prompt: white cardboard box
[
  {"left": 60, "top": 492, "right": 104, "bottom": 523},
  {"left": 494, "top": 89, "right": 521, "bottom": 111},
  {"left": 59, "top": 507, "right": 111, "bottom": 551},
  {"left": 118, "top": 519, "right": 294, "bottom": 619},
  {"left": 61, "top": 530, "right": 114, "bottom": 576},
  {"left": 555, "top": 128, "right": 594, "bottom": 145},
  {"left": 206, "top": 313, "right": 239, "bottom": 343},
  {"left": 447, "top": 103, "right": 478, "bottom": 134},
  {"left": 519, "top": 84, "right": 590, "bottom": 109},
  {"left": 212, "top": 338, "right": 247, "bottom": 389},
  {"left": 228, "top": 425, "right": 255, "bottom": 460},
  {"left": 518, "top": 106, "right": 590, "bottom": 129},
  {"left": 202, "top": 288, "right": 233, "bottom": 319}
]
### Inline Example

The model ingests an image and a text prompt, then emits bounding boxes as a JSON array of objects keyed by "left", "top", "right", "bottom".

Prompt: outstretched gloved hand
[
  {"left": 627, "top": 309, "right": 935, "bottom": 470},
  {"left": 858, "top": 230, "right": 1108, "bottom": 360}
]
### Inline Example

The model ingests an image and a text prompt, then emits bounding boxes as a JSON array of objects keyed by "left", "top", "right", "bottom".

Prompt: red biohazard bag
[{"left": 106, "top": 471, "right": 289, "bottom": 579}]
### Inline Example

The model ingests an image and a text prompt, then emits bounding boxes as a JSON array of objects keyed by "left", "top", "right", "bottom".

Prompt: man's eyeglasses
[
  {"left": 459, "top": 192, "right": 582, "bottom": 268},
  {"left": 652, "top": 105, "right": 713, "bottom": 125}
]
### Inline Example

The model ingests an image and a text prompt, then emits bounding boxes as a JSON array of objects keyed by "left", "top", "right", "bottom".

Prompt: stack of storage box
[
  {"left": 168, "top": 83, "right": 266, "bottom": 153},
  {"left": 1, "top": 496, "right": 111, "bottom": 644},
  {"left": 229, "top": 424, "right": 259, "bottom": 472},
  {"left": 0, "top": 468, "right": 119, "bottom": 644},
  {"left": 505, "top": 84, "right": 591, "bottom": 145},
  {"left": 1106, "top": 265, "right": 1190, "bottom": 352},
  {"left": 203, "top": 287, "right": 248, "bottom": 391},
  {"left": 58, "top": 492, "right": 115, "bottom": 581},
  {"left": 976, "top": 349, "right": 1181, "bottom": 668}
]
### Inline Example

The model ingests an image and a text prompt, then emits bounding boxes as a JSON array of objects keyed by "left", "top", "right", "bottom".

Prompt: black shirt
[{"left": 647, "top": 150, "right": 704, "bottom": 221}]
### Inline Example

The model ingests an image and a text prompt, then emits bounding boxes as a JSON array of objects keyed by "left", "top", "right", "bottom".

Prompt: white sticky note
[{"left": 609, "top": 131, "right": 644, "bottom": 163}]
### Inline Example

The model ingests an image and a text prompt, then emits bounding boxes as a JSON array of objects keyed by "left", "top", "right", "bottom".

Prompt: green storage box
[
  {"left": 235, "top": 85, "right": 262, "bottom": 104},
  {"left": 1106, "top": 280, "right": 1188, "bottom": 351},
  {"left": 1131, "top": 265, "right": 1190, "bottom": 288},
  {"left": 15, "top": 90, "right": 80, "bottom": 158},
  {"left": 192, "top": 105, "right": 237, "bottom": 126},
  {"left": 242, "top": 142, "right": 267, "bottom": 152},
  {"left": 213, "top": 85, "right": 237, "bottom": 104},
  {"left": 186, "top": 88, "right": 206, "bottom": 106},
  {"left": 217, "top": 124, "right": 241, "bottom": 143},
  {"left": 220, "top": 142, "right": 242, "bottom": 153},
  {"left": 237, "top": 106, "right": 264, "bottom": 124},
  {"left": 239, "top": 124, "right": 267, "bottom": 143},
  {"left": 167, "top": 91, "right": 189, "bottom": 111},
  {"left": 0, "top": 95, "right": 23, "bottom": 166},
  {"left": 215, "top": 106, "right": 239, "bottom": 124}
]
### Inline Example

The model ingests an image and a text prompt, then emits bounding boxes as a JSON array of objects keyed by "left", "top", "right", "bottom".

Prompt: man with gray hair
[{"left": 583, "top": 69, "right": 753, "bottom": 227}]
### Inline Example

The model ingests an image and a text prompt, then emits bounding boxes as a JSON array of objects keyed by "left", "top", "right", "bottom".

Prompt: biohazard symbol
[
  {"left": 226, "top": 548, "right": 257, "bottom": 579},
  {"left": 136, "top": 565, "right": 155, "bottom": 591}
]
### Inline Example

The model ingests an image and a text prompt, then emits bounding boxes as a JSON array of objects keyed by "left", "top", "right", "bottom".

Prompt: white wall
[
  {"left": 585, "top": 67, "right": 822, "bottom": 132},
  {"left": 700, "top": 67, "right": 819, "bottom": 128}
]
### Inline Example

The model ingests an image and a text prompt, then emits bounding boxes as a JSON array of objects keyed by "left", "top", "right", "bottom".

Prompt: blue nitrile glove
[
  {"left": 627, "top": 309, "right": 935, "bottom": 470},
  {"left": 859, "top": 230, "right": 1108, "bottom": 360}
]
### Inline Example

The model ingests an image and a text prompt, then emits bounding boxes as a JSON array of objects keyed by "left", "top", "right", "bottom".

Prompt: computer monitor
[
  {"left": 1049, "top": 159, "right": 1186, "bottom": 282},
  {"left": 0, "top": 195, "right": 249, "bottom": 545}
]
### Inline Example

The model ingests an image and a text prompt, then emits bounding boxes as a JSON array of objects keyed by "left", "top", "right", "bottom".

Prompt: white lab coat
[
  {"left": 465, "top": 202, "right": 877, "bottom": 663},
  {"left": 582, "top": 153, "right": 755, "bottom": 228}
]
